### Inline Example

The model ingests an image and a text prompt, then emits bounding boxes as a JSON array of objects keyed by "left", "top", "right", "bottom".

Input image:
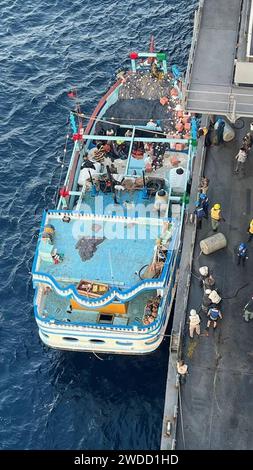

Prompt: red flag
[
  {"left": 59, "top": 187, "right": 69, "bottom": 198},
  {"left": 72, "top": 133, "right": 82, "bottom": 141},
  {"left": 67, "top": 90, "right": 76, "bottom": 98}
]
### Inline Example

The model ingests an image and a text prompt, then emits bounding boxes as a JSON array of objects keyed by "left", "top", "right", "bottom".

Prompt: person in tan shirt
[{"left": 189, "top": 309, "right": 201, "bottom": 338}]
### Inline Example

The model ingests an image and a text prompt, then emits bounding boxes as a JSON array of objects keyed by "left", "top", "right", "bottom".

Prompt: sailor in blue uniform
[
  {"left": 237, "top": 242, "right": 248, "bottom": 266},
  {"left": 206, "top": 307, "right": 222, "bottom": 332}
]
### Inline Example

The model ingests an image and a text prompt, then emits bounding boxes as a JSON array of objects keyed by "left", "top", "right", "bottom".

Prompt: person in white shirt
[
  {"left": 234, "top": 147, "right": 247, "bottom": 174},
  {"left": 176, "top": 360, "right": 188, "bottom": 384}
]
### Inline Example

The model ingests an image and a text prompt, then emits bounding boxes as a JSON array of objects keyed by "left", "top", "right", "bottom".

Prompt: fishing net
[
  {"left": 95, "top": 72, "right": 179, "bottom": 135},
  {"left": 119, "top": 72, "right": 172, "bottom": 100}
]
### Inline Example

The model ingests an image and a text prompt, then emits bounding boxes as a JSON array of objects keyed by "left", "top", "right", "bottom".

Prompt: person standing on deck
[
  {"left": 189, "top": 309, "right": 201, "bottom": 338},
  {"left": 242, "top": 123, "right": 253, "bottom": 152},
  {"left": 234, "top": 147, "right": 248, "bottom": 175},
  {"left": 201, "top": 289, "right": 213, "bottom": 313},
  {"left": 206, "top": 306, "right": 222, "bottom": 333},
  {"left": 199, "top": 266, "right": 216, "bottom": 291},
  {"left": 194, "top": 202, "right": 205, "bottom": 229},
  {"left": 176, "top": 360, "right": 188, "bottom": 384},
  {"left": 210, "top": 203, "right": 225, "bottom": 232},
  {"left": 198, "top": 127, "right": 208, "bottom": 138},
  {"left": 247, "top": 218, "right": 253, "bottom": 242},
  {"left": 204, "top": 274, "right": 216, "bottom": 290},
  {"left": 199, "top": 266, "right": 209, "bottom": 288},
  {"left": 243, "top": 297, "right": 253, "bottom": 322},
  {"left": 242, "top": 133, "right": 253, "bottom": 153},
  {"left": 215, "top": 118, "right": 225, "bottom": 145},
  {"left": 237, "top": 243, "right": 248, "bottom": 266},
  {"left": 199, "top": 193, "right": 209, "bottom": 218},
  {"left": 198, "top": 176, "right": 209, "bottom": 195}
]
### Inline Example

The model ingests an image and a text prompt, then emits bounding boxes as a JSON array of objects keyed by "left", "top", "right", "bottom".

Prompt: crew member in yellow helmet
[
  {"left": 210, "top": 203, "right": 225, "bottom": 231},
  {"left": 247, "top": 218, "right": 253, "bottom": 242}
]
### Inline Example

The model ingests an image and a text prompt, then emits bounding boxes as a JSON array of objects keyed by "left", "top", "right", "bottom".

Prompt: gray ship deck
[
  {"left": 184, "top": 0, "right": 253, "bottom": 120},
  {"left": 176, "top": 119, "right": 253, "bottom": 450},
  {"left": 161, "top": 0, "right": 253, "bottom": 452}
]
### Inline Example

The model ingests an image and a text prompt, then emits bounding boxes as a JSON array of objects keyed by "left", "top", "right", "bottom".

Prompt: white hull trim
[{"left": 39, "top": 329, "right": 164, "bottom": 354}]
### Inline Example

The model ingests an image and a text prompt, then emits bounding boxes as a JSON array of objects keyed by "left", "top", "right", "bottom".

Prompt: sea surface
[{"left": 0, "top": 0, "right": 197, "bottom": 450}]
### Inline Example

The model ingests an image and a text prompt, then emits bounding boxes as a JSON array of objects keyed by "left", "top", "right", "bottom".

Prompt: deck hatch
[{"left": 98, "top": 314, "right": 114, "bottom": 324}]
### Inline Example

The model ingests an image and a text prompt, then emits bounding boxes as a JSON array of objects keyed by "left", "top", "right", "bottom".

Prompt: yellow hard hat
[{"left": 214, "top": 203, "right": 221, "bottom": 210}]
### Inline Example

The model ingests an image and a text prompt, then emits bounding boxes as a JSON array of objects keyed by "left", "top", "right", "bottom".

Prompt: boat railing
[
  {"left": 35, "top": 289, "right": 165, "bottom": 334},
  {"left": 129, "top": 51, "right": 168, "bottom": 75},
  {"left": 183, "top": 0, "right": 204, "bottom": 107},
  {"left": 77, "top": 134, "right": 188, "bottom": 145},
  {"left": 33, "top": 271, "right": 166, "bottom": 306},
  {"left": 37, "top": 313, "right": 162, "bottom": 334},
  {"left": 57, "top": 141, "right": 80, "bottom": 210},
  {"left": 36, "top": 301, "right": 167, "bottom": 334},
  {"left": 45, "top": 209, "right": 170, "bottom": 225},
  {"left": 42, "top": 211, "right": 182, "bottom": 236},
  {"left": 184, "top": 86, "right": 253, "bottom": 122},
  {"left": 75, "top": 183, "right": 86, "bottom": 211},
  {"left": 35, "top": 269, "right": 177, "bottom": 334},
  {"left": 124, "top": 126, "right": 136, "bottom": 176}
]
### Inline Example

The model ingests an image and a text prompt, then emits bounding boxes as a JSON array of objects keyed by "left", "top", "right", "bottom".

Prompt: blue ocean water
[{"left": 0, "top": 0, "right": 197, "bottom": 450}]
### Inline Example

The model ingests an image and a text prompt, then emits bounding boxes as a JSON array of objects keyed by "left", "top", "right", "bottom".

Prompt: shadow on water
[
  {"left": 39, "top": 330, "right": 171, "bottom": 450},
  {"left": 0, "top": 0, "right": 197, "bottom": 450}
]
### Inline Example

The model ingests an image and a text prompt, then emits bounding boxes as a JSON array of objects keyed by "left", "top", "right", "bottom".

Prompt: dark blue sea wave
[{"left": 0, "top": 0, "right": 197, "bottom": 450}]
